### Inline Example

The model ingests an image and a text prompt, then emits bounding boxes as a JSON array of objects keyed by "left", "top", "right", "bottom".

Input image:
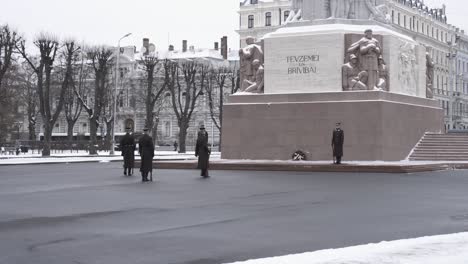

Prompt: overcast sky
[{"left": 1, "top": 0, "right": 466, "bottom": 52}]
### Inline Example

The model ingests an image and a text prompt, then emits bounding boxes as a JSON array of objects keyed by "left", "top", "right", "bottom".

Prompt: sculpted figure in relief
[
  {"left": 239, "top": 36, "right": 264, "bottom": 92},
  {"left": 342, "top": 54, "right": 369, "bottom": 91},
  {"left": 244, "top": 59, "right": 264, "bottom": 93},
  {"left": 426, "top": 51, "right": 435, "bottom": 99},
  {"left": 347, "top": 29, "right": 381, "bottom": 90},
  {"left": 286, "top": 0, "right": 303, "bottom": 23},
  {"left": 377, "top": 56, "right": 388, "bottom": 91}
]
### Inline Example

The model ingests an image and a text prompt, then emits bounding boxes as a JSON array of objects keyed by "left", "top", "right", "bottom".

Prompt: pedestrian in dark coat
[
  {"left": 138, "top": 128, "right": 154, "bottom": 182},
  {"left": 195, "top": 125, "right": 210, "bottom": 178},
  {"left": 173, "top": 141, "right": 178, "bottom": 152},
  {"left": 332, "top": 122, "right": 344, "bottom": 164},
  {"left": 120, "top": 127, "right": 135, "bottom": 176}
]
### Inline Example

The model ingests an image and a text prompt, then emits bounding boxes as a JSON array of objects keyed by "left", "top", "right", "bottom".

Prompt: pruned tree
[
  {"left": 228, "top": 65, "right": 240, "bottom": 94},
  {"left": 63, "top": 47, "right": 88, "bottom": 144},
  {"left": 0, "top": 62, "right": 22, "bottom": 142},
  {"left": 167, "top": 60, "right": 208, "bottom": 153},
  {"left": 17, "top": 35, "right": 79, "bottom": 156},
  {"left": 0, "top": 25, "right": 20, "bottom": 89},
  {"left": 16, "top": 62, "right": 39, "bottom": 140},
  {"left": 75, "top": 46, "right": 113, "bottom": 155},
  {"left": 205, "top": 65, "right": 240, "bottom": 150},
  {"left": 139, "top": 55, "right": 168, "bottom": 143},
  {"left": 0, "top": 25, "right": 21, "bottom": 141}
]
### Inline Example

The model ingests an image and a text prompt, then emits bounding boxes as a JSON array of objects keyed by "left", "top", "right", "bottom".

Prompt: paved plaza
[{"left": 1, "top": 163, "right": 468, "bottom": 264}]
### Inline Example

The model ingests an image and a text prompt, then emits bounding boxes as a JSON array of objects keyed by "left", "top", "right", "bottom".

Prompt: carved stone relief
[
  {"left": 343, "top": 29, "right": 386, "bottom": 91},
  {"left": 238, "top": 36, "right": 265, "bottom": 94},
  {"left": 426, "top": 50, "right": 435, "bottom": 99},
  {"left": 398, "top": 42, "right": 418, "bottom": 95}
]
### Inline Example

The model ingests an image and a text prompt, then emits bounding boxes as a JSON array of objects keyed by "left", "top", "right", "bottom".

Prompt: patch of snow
[{"left": 225, "top": 232, "right": 468, "bottom": 264}]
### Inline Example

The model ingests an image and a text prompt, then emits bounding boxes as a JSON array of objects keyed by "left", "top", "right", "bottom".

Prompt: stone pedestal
[
  {"left": 221, "top": 91, "right": 443, "bottom": 161},
  {"left": 263, "top": 22, "right": 426, "bottom": 97}
]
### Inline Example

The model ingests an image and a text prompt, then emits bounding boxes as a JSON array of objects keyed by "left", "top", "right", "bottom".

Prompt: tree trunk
[
  {"left": 42, "top": 122, "right": 52, "bottom": 156},
  {"left": 67, "top": 121, "right": 74, "bottom": 150},
  {"left": 178, "top": 121, "right": 189, "bottom": 153},
  {"left": 89, "top": 117, "right": 98, "bottom": 155}
]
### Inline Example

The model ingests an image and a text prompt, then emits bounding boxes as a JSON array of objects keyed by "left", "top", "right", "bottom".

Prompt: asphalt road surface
[{"left": 1, "top": 163, "right": 468, "bottom": 264}]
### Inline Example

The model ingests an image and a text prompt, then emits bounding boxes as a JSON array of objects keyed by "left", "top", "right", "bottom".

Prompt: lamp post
[
  {"left": 111, "top": 32, "right": 132, "bottom": 155},
  {"left": 447, "top": 39, "right": 459, "bottom": 131}
]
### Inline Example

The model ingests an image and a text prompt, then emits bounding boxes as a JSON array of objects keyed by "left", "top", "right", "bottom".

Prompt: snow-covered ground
[
  {"left": 0, "top": 150, "right": 221, "bottom": 165},
  {"left": 1, "top": 150, "right": 466, "bottom": 166},
  {"left": 225, "top": 232, "right": 468, "bottom": 264}
]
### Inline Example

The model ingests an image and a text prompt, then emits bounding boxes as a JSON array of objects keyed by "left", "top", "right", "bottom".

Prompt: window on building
[
  {"left": 248, "top": 15, "right": 254, "bottom": 28},
  {"left": 164, "top": 121, "right": 171, "bottom": 137},
  {"left": 284, "top": 10, "right": 290, "bottom": 22},
  {"left": 250, "top": 0, "right": 258, "bottom": 4},
  {"left": 265, "top": 12, "right": 271, "bottom": 26},
  {"left": 403, "top": 15, "right": 406, "bottom": 28},
  {"left": 427, "top": 25, "right": 430, "bottom": 36},
  {"left": 397, "top": 13, "right": 400, "bottom": 25},
  {"left": 422, "top": 22, "right": 424, "bottom": 34}
]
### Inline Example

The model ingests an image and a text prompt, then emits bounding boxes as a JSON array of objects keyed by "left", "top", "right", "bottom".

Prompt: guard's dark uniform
[
  {"left": 195, "top": 128, "right": 210, "bottom": 177},
  {"left": 332, "top": 128, "right": 344, "bottom": 164},
  {"left": 138, "top": 133, "right": 154, "bottom": 182},
  {"left": 120, "top": 132, "right": 135, "bottom": 176}
]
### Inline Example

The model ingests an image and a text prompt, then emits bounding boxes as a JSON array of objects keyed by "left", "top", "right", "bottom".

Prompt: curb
[
  {"left": 1, "top": 159, "right": 463, "bottom": 173},
  {"left": 141, "top": 161, "right": 457, "bottom": 173}
]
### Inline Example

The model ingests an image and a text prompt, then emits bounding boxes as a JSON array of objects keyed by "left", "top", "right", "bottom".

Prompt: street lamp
[{"left": 111, "top": 32, "right": 132, "bottom": 155}]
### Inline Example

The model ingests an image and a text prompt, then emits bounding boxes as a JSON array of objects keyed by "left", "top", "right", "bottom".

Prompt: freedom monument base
[
  {"left": 224, "top": 18, "right": 444, "bottom": 161},
  {"left": 221, "top": 91, "right": 442, "bottom": 161}
]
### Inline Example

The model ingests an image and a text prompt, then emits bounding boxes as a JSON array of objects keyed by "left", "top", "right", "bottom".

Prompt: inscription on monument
[{"left": 287, "top": 53, "right": 320, "bottom": 75}]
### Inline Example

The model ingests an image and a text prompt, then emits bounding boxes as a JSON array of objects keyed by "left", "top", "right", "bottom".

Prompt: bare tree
[
  {"left": 63, "top": 48, "right": 88, "bottom": 144},
  {"left": 75, "top": 46, "right": 113, "bottom": 155},
  {"left": 167, "top": 60, "right": 208, "bottom": 153},
  {"left": 17, "top": 35, "right": 78, "bottom": 156},
  {"left": 0, "top": 25, "right": 20, "bottom": 89},
  {"left": 0, "top": 25, "right": 21, "bottom": 141},
  {"left": 138, "top": 55, "right": 168, "bottom": 143},
  {"left": 205, "top": 66, "right": 240, "bottom": 150},
  {"left": 0, "top": 62, "right": 22, "bottom": 142},
  {"left": 16, "top": 62, "right": 39, "bottom": 140}
]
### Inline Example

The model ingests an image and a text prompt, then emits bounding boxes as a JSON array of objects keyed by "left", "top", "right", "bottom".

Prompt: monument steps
[{"left": 409, "top": 133, "right": 468, "bottom": 161}]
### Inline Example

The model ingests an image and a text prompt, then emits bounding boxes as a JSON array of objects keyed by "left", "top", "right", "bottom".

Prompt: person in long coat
[
  {"left": 195, "top": 125, "right": 210, "bottom": 178},
  {"left": 138, "top": 128, "right": 154, "bottom": 182},
  {"left": 120, "top": 127, "right": 135, "bottom": 176},
  {"left": 332, "top": 122, "right": 344, "bottom": 164}
]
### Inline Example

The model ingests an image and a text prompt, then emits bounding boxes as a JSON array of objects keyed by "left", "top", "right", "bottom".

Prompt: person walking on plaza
[
  {"left": 173, "top": 141, "right": 178, "bottom": 152},
  {"left": 120, "top": 127, "right": 135, "bottom": 176},
  {"left": 332, "top": 122, "right": 344, "bottom": 164},
  {"left": 195, "top": 125, "right": 211, "bottom": 178},
  {"left": 138, "top": 127, "right": 155, "bottom": 182}
]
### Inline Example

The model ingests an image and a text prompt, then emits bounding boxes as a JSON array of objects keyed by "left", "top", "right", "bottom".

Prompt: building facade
[
  {"left": 239, "top": 0, "right": 468, "bottom": 130},
  {"left": 22, "top": 40, "right": 239, "bottom": 150}
]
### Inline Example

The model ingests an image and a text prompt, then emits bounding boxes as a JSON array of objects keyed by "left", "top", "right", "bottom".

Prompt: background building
[{"left": 20, "top": 38, "right": 239, "bottom": 150}]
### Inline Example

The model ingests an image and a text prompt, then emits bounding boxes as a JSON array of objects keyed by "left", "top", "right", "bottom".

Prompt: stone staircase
[{"left": 408, "top": 132, "right": 468, "bottom": 161}]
